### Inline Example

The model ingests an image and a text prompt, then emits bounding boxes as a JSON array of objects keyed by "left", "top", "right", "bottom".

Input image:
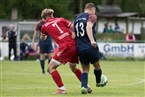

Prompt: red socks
[
  {"left": 51, "top": 69, "right": 82, "bottom": 88},
  {"left": 51, "top": 70, "right": 64, "bottom": 88},
  {"left": 74, "top": 69, "right": 82, "bottom": 82}
]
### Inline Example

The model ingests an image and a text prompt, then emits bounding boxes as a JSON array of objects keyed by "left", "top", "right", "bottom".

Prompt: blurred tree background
[{"left": 0, "top": 0, "right": 145, "bottom": 20}]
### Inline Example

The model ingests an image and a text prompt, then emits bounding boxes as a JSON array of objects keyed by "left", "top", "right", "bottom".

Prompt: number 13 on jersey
[{"left": 75, "top": 22, "right": 85, "bottom": 37}]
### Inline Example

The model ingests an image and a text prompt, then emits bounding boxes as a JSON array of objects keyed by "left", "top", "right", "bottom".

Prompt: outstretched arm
[
  {"left": 31, "top": 30, "right": 38, "bottom": 47},
  {"left": 32, "top": 21, "right": 40, "bottom": 48}
]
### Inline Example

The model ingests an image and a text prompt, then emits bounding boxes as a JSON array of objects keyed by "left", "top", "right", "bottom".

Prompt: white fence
[{"left": 1, "top": 42, "right": 145, "bottom": 58}]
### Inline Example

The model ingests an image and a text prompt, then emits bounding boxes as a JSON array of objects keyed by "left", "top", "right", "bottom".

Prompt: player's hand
[
  {"left": 72, "top": 32, "right": 76, "bottom": 39},
  {"left": 91, "top": 41, "right": 97, "bottom": 48}
]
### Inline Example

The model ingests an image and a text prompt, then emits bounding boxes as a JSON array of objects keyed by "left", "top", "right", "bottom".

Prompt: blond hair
[
  {"left": 41, "top": 8, "right": 54, "bottom": 19},
  {"left": 84, "top": 3, "right": 96, "bottom": 10}
]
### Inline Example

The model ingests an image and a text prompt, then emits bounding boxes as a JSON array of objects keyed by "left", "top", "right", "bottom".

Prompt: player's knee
[
  {"left": 48, "top": 64, "right": 54, "bottom": 73},
  {"left": 48, "top": 63, "right": 58, "bottom": 73},
  {"left": 82, "top": 68, "right": 89, "bottom": 73},
  {"left": 93, "top": 61, "right": 101, "bottom": 69},
  {"left": 70, "top": 66, "right": 78, "bottom": 73},
  {"left": 69, "top": 63, "right": 77, "bottom": 72}
]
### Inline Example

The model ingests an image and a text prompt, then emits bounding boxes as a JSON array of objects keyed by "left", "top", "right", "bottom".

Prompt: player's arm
[
  {"left": 69, "top": 23, "right": 74, "bottom": 31},
  {"left": 86, "top": 22, "right": 96, "bottom": 48},
  {"left": 86, "top": 14, "right": 97, "bottom": 48},
  {"left": 61, "top": 17, "right": 76, "bottom": 39},
  {"left": 71, "top": 31, "right": 76, "bottom": 39},
  {"left": 69, "top": 24, "right": 76, "bottom": 39},
  {"left": 32, "top": 30, "right": 38, "bottom": 46},
  {"left": 31, "top": 22, "right": 40, "bottom": 48}
]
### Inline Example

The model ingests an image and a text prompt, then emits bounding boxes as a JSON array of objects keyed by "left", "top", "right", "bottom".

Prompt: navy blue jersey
[
  {"left": 74, "top": 13, "right": 96, "bottom": 51},
  {"left": 38, "top": 20, "right": 51, "bottom": 42},
  {"left": 37, "top": 20, "right": 53, "bottom": 53},
  {"left": 74, "top": 13, "right": 99, "bottom": 65},
  {"left": 39, "top": 21, "right": 54, "bottom": 54}
]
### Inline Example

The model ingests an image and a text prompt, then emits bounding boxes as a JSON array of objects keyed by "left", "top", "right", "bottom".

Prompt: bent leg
[
  {"left": 69, "top": 63, "right": 82, "bottom": 81},
  {"left": 48, "top": 51, "right": 54, "bottom": 63},
  {"left": 49, "top": 59, "right": 65, "bottom": 90}
]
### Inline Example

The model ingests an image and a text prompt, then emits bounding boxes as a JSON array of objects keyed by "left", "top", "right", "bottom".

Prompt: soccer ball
[{"left": 97, "top": 74, "right": 108, "bottom": 87}]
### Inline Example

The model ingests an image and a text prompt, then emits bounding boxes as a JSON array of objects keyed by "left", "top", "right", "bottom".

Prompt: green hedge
[
  {"left": 96, "top": 33, "right": 125, "bottom": 41},
  {"left": 96, "top": 33, "right": 145, "bottom": 43}
]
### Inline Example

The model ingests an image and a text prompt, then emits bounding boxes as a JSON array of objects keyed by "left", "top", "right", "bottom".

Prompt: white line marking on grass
[{"left": 124, "top": 79, "right": 145, "bottom": 86}]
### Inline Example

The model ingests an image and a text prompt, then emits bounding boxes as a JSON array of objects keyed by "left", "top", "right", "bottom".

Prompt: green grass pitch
[{"left": 0, "top": 60, "right": 145, "bottom": 97}]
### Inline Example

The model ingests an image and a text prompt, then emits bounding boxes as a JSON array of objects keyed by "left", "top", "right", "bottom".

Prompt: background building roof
[{"left": 97, "top": 5, "right": 138, "bottom": 18}]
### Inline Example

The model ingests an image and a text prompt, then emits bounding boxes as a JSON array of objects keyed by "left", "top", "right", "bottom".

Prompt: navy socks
[
  {"left": 81, "top": 73, "right": 88, "bottom": 88},
  {"left": 40, "top": 60, "right": 45, "bottom": 72},
  {"left": 94, "top": 69, "right": 102, "bottom": 83}
]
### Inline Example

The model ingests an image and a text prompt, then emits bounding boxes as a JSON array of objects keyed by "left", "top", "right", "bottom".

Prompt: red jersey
[
  {"left": 41, "top": 17, "right": 76, "bottom": 50},
  {"left": 41, "top": 17, "right": 78, "bottom": 64}
]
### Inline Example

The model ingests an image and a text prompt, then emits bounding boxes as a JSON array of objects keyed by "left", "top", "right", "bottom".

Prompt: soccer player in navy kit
[
  {"left": 32, "top": 9, "right": 54, "bottom": 74},
  {"left": 74, "top": 3, "right": 107, "bottom": 94}
]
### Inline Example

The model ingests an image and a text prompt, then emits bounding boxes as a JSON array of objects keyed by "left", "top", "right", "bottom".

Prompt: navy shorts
[
  {"left": 78, "top": 46, "right": 100, "bottom": 65},
  {"left": 39, "top": 39, "right": 53, "bottom": 54}
]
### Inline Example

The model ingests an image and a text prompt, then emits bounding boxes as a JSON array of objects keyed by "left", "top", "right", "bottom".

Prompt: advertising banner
[{"left": 98, "top": 43, "right": 145, "bottom": 58}]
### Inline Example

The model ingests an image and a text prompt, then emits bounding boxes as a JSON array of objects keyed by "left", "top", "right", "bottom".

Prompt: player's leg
[
  {"left": 69, "top": 63, "right": 82, "bottom": 81},
  {"left": 48, "top": 52, "right": 53, "bottom": 61},
  {"left": 68, "top": 45, "right": 92, "bottom": 94},
  {"left": 65, "top": 45, "right": 82, "bottom": 81},
  {"left": 46, "top": 40, "right": 54, "bottom": 73},
  {"left": 69, "top": 62, "right": 90, "bottom": 88},
  {"left": 90, "top": 47, "right": 107, "bottom": 87},
  {"left": 39, "top": 41, "right": 46, "bottom": 74},
  {"left": 47, "top": 52, "right": 53, "bottom": 73},
  {"left": 79, "top": 51, "right": 92, "bottom": 94},
  {"left": 69, "top": 62, "right": 92, "bottom": 93},
  {"left": 78, "top": 51, "right": 91, "bottom": 94},
  {"left": 48, "top": 58, "right": 66, "bottom": 94},
  {"left": 39, "top": 53, "right": 45, "bottom": 74},
  {"left": 90, "top": 47, "right": 102, "bottom": 86},
  {"left": 81, "top": 63, "right": 90, "bottom": 94},
  {"left": 46, "top": 43, "right": 54, "bottom": 63},
  {"left": 93, "top": 61, "right": 102, "bottom": 85},
  {"left": 93, "top": 61, "right": 108, "bottom": 87}
]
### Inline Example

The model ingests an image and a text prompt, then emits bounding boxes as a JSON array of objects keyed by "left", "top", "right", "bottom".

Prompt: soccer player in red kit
[{"left": 40, "top": 8, "right": 87, "bottom": 94}]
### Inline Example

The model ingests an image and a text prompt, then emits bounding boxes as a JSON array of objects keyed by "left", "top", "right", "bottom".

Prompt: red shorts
[{"left": 53, "top": 45, "right": 79, "bottom": 64}]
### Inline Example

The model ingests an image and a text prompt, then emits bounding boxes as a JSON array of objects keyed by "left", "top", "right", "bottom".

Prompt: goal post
[{"left": 17, "top": 21, "right": 38, "bottom": 57}]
